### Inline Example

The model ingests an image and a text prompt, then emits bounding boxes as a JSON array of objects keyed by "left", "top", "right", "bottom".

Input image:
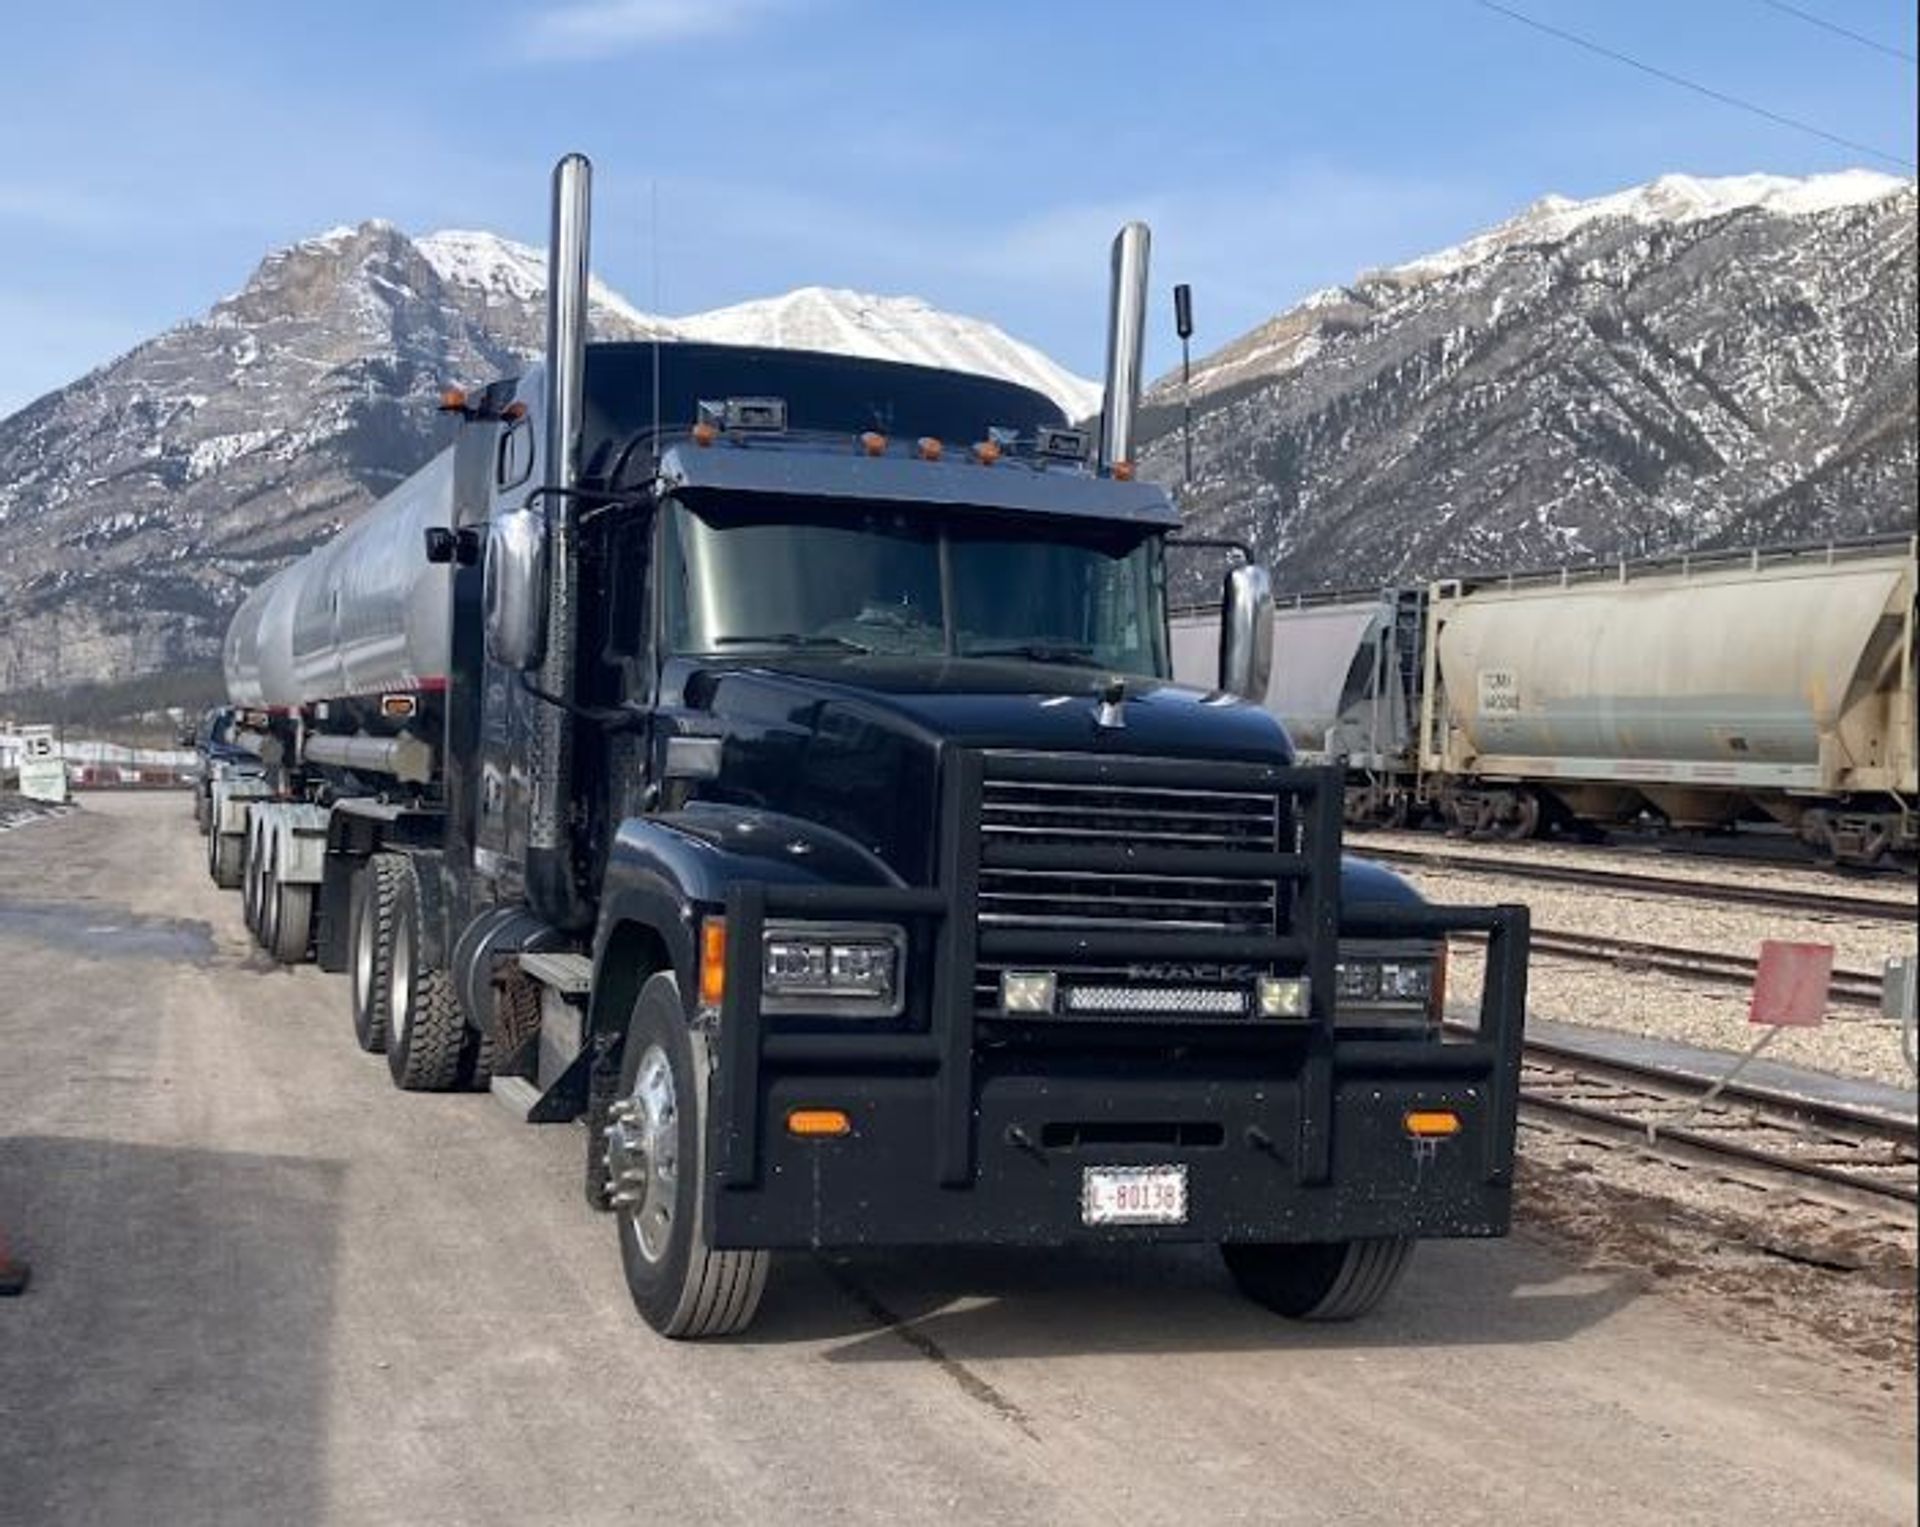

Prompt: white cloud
[{"left": 524, "top": 0, "right": 787, "bottom": 60}]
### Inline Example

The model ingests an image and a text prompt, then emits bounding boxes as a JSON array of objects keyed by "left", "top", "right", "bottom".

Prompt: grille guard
[{"left": 710, "top": 750, "right": 1531, "bottom": 1196}]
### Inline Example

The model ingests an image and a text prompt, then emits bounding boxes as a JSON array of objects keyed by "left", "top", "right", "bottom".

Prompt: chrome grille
[
  {"left": 974, "top": 772, "right": 1290, "bottom": 1019},
  {"left": 977, "top": 777, "right": 1283, "bottom": 936}
]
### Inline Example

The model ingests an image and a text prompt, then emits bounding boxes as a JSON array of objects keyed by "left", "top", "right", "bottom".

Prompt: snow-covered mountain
[
  {"left": 0, "top": 224, "right": 1097, "bottom": 694},
  {"left": 1142, "top": 170, "right": 1917, "bottom": 592}
]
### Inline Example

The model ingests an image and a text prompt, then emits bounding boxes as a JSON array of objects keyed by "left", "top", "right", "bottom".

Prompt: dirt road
[{"left": 2, "top": 794, "right": 1912, "bottom": 1526}]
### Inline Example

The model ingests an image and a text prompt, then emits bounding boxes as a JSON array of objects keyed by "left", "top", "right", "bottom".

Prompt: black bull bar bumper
[{"left": 706, "top": 758, "right": 1531, "bottom": 1251}]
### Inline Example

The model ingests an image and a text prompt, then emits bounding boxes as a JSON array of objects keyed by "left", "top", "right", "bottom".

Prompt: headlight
[
  {"left": 761, "top": 921, "right": 905, "bottom": 1018},
  {"left": 1334, "top": 946, "right": 1443, "bottom": 1031}
]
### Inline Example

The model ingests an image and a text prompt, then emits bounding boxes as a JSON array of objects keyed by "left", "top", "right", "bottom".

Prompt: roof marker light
[
  {"left": 691, "top": 421, "right": 718, "bottom": 447},
  {"left": 1112, "top": 460, "right": 1136, "bottom": 482},
  {"left": 971, "top": 439, "right": 1002, "bottom": 466},
  {"left": 916, "top": 437, "right": 943, "bottom": 462},
  {"left": 859, "top": 431, "right": 888, "bottom": 457}
]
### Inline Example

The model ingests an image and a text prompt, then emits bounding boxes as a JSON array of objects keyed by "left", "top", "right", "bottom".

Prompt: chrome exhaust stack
[
  {"left": 528, "top": 152, "right": 593, "bottom": 929},
  {"left": 1097, "top": 221, "right": 1151, "bottom": 474}
]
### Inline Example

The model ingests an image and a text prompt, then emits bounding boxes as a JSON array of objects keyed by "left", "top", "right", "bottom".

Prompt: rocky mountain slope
[
  {"left": 1140, "top": 170, "right": 1917, "bottom": 595},
  {"left": 0, "top": 225, "right": 1096, "bottom": 694}
]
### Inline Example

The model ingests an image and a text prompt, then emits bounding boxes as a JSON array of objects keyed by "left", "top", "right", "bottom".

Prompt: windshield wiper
[
  {"left": 713, "top": 633, "right": 873, "bottom": 654},
  {"left": 965, "top": 642, "right": 1103, "bottom": 667}
]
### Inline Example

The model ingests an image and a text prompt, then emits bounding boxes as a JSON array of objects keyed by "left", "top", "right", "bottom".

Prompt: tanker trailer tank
[
  {"left": 271, "top": 451, "right": 456, "bottom": 708},
  {"left": 1420, "top": 535, "right": 1917, "bottom": 863}
]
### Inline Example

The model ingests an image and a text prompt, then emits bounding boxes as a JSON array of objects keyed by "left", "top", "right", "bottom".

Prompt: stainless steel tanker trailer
[
  {"left": 204, "top": 153, "right": 1530, "bottom": 1338},
  {"left": 1173, "top": 534, "right": 1918, "bottom": 864}
]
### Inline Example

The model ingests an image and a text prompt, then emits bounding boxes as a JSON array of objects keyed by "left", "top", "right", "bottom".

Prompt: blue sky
[{"left": 0, "top": 0, "right": 1913, "bottom": 417}]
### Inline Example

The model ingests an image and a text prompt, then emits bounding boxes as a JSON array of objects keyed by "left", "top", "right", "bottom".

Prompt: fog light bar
[
  {"left": 1064, "top": 985, "right": 1247, "bottom": 1015},
  {"left": 1257, "top": 976, "right": 1311, "bottom": 1019},
  {"left": 1000, "top": 970, "right": 1057, "bottom": 1013},
  {"left": 1404, "top": 1109, "right": 1461, "bottom": 1139},
  {"left": 787, "top": 1108, "right": 852, "bottom": 1138}
]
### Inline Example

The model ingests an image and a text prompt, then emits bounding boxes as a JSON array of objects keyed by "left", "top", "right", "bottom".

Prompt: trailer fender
[
  {"left": 266, "top": 803, "right": 333, "bottom": 886},
  {"left": 590, "top": 805, "right": 902, "bottom": 1042}
]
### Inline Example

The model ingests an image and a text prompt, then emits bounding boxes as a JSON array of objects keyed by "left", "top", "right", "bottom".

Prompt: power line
[
  {"left": 1757, "top": 1, "right": 1916, "bottom": 67},
  {"left": 1474, "top": 0, "right": 1917, "bottom": 172}
]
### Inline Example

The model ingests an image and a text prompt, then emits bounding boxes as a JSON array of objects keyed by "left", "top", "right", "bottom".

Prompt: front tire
[
  {"left": 1221, "top": 1237, "right": 1414, "bottom": 1321},
  {"left": 382, "top": 856, "right": 465, "bottom": 1092},
  {"left": 607, "top": 971, "right": 768, "bottom": 1338}
]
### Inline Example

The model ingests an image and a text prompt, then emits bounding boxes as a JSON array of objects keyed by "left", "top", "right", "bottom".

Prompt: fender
[
  {"left": 588, "top": 802, "right": 906, "bottom": 1043},
  {"left": 1339, "top": 853, "right": 1427, "bottom": 919}
]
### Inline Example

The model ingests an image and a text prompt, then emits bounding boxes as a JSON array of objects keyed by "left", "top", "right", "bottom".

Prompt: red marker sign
[{"left": 1749, "top": 940, "right": 1833, "bottom": 1028}]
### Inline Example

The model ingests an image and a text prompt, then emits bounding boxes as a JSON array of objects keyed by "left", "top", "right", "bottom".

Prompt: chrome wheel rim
[
  {"left": 389, "top": 914, "right": 413, "bottom": 1046},
  {"left": 352, "top": 890, "right": 373, "bottom": 1014},
  {"left": 607, "top": 1044, "right": 678, "bottom": 1264}
]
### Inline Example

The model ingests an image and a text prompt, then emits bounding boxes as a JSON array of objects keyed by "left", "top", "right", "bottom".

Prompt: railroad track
[
  {"left": 1525, "top": 928, "right": 1886, "bottom": 1009},
  {"left": 1367, "top": 845, "right": 1915, "bottom": 925},
  {"left": 1513, "top": 1033, "right": 1919, "bottom": 1222}
]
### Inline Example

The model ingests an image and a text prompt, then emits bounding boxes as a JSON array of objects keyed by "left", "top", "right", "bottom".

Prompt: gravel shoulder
[
  {"left": 1412, "top": 866, "right": 1918, "bottom": 1090},
  {"left": 2, "top": 795, "right": 1914, "bottom": 1527}
]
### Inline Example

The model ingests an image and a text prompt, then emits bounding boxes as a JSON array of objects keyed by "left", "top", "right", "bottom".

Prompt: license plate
[{"left": 1081, "top": 1165, "right": 1188, "bottom": 1226}]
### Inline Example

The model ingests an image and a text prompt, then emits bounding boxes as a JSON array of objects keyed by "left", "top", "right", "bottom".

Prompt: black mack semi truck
[{"left": 207, "top": 154, "right": 1530, "bottom": 1338}]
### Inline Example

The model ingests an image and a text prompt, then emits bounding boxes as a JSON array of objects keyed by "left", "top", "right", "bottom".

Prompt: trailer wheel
[
  {"left": 383, "top": 857, "right": 465, "bottom": 1092},
  {"left": 258, "top": 839, "right": 282, "bottom": 953},
  {"left": 210, "top": 827, "right": 244, "bottom": 890},
  {"left": 609, "top": 972, "right": 768, "bottom": 1338},
  {"left": 194, "top": 787, "right": 210, "bottom": 835},
  {"left": 243, "top": 821, "right": 269, "bottom": 937},
  {"left": 349, "top": 857, "right": 403, "bottom": 1054},
  {"left": 269, "top": 875, "right": 314, "bottom": 965},
  {"left": 1221, "top": 1237, "right": 1414, "bottom": 1321}
]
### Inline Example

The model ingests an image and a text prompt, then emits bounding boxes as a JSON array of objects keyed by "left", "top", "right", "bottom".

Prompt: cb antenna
[{"left": 1173, "top": 283, "right": 1194, "bottom": 494}]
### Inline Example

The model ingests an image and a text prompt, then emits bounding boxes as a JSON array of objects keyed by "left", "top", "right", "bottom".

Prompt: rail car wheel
[
  {"left": 609, "top": 972, "right": 769, "bottom": 1339},
  {"left": 349, "top": 856, "right": 404, "bottom": 1053},
  {"left": 383, "top": 857, "right": 466, "bottom": 1092},
  {"left": 1221, "top": 1237, "right": 1415, "bottom": 1321},
  {"left": 1496, "top": 791, "right": 1542, "bottom": 841}
]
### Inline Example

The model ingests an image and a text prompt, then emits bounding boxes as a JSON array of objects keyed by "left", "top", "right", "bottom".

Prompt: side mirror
[
  {"left": 484, "top": 507, "right": 549, "bottom": 671},
  {"left": 1219, "top": 562, "right": 1274, "bottom": 701}
]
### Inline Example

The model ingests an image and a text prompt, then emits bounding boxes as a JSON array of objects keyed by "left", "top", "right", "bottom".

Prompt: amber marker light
[
  {"left": 691, "top": 421, "right": 718, "bottom": 447},
  {"left": 699, "top": 918, "right": 728, "bottom": 1008},
  {"left": 437, "top": 386, "right": 469, "bottom": 413},
  {"left": 970, "top": 439, "right": 1001, "bottom": 465},
  {"left": 916, "top": 436, "right": 943, "bottom": 462},
  {"left": 859, "top": 431, "right": 888, "bottom": 457},
  {"left": 1111, "top": 460, "right": 1136, "bottom": 481},
  {"left": 1404, "top": 1110, "right": 1462, "bottom": 1139},
  {"left": 380, "top": 694, "right": 417, "bottom": 719},
  {"left": 787, "top": 1108, "right": 852, "bottom": 1139}
]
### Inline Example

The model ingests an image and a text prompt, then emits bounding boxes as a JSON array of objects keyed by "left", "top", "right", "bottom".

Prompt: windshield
[{"left": 662, "top": 497, "right": 1169, "bottom": 678}]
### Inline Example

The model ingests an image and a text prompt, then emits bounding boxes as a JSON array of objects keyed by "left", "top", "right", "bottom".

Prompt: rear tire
[
  {"left": 244, "top": 822, "right": 268, "bottom": 938},
  {"left": 608, "top": 972, "right": 768, "bottom": 1338},
  {"left": 269, "top": 879, "right": 314, "bottom": 964},
  {"left": 1221, "top": 1237, "right": 1414, "bottom": 1321},
  {"left": 349, "top": 857, "right": 402, "bottom": 1053},
  {"left": 210, "top": 829, "right": 244, "bottom": 890},
  {"left": 383, "top": 857, "right": 466, "bottom": 1092}
]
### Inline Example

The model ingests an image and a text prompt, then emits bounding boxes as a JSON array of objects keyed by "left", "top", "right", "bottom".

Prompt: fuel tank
[{"left": 224, "top": 452, "right": 455, "bottom": 708}]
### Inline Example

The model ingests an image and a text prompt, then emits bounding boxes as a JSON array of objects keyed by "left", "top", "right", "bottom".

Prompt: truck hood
[
  {"left": 668, "top": 656, "right": 1293, "bottom": 885},
  {"left": 679, "top": 655, "right": 1291, "bottom": 761}
]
